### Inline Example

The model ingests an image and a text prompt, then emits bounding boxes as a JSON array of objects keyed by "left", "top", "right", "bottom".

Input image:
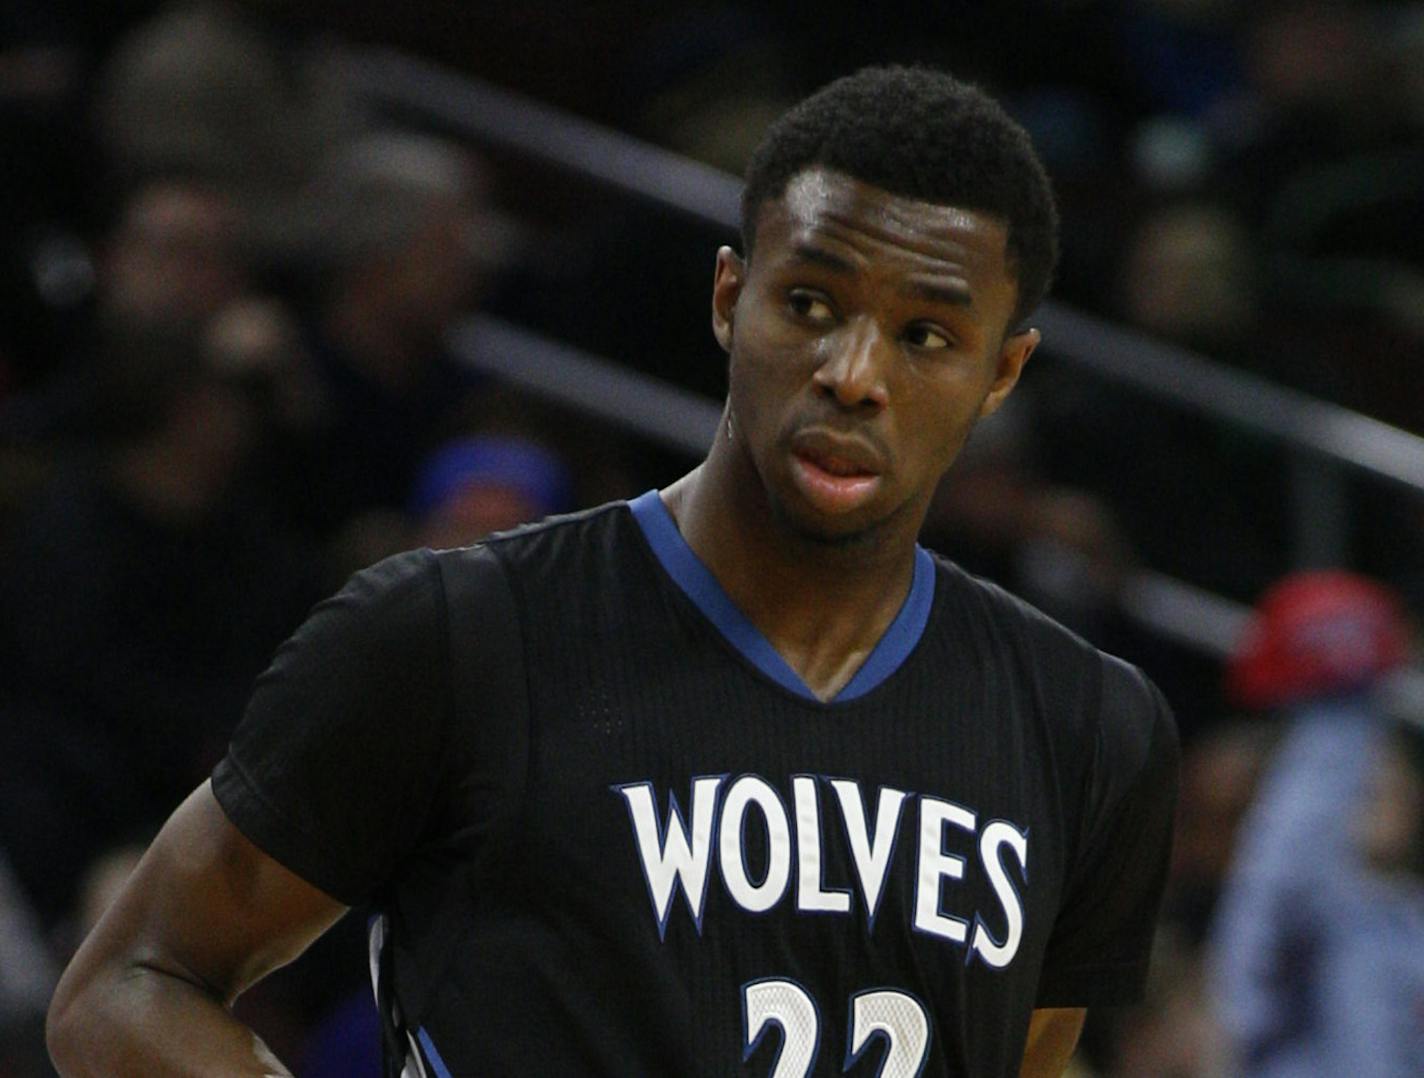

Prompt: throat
[
  {"left": 657, "top": 461, "right": 926, "bottom": 703},
  {"left": 768, "top": 632, "right": 877, "bottom": 702}
]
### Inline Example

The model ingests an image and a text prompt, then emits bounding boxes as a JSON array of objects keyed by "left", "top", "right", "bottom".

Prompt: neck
[{"left": 661, "top": 415, "right": 922, "bottom": 701}]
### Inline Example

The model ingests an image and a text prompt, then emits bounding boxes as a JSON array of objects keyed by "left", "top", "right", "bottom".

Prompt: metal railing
[
  {"left": 453, "top": 314, "right": 1251, "bottom": 657},
  {"left": 456, "top": 313, "right": 1424, "bottom": 722},
  {"left": 344, "top": 47, "right": 1424, "bottom": 570},
  {"left": 347, "top": 47, "right": 1424, "bottom": 663}
]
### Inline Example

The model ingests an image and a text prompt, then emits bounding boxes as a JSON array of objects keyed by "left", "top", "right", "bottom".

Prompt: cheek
[
  {"left": 902, "top": 383, "right": 990, "bottom": 473},
  {"left": 728, "top": 321, "right": 810, "bottom": 409},
  {"left": 726, "top": 349, "right": 777, "bottom": 440}
]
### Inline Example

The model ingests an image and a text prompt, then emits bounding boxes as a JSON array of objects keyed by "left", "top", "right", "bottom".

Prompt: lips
[
  {"left": 801, "top": 451, "right": 875, "bottom": 478},
  {"left": 791, "top": 429, "right": 883, "bottom": 473},
  {"left": 788, "top": 430, "right": 884, "bottom": 515}
]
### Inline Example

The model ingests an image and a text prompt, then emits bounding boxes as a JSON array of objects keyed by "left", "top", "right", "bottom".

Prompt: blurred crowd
[{"left": 2, "top": 1, "right": 1423, "bottom": 1075}]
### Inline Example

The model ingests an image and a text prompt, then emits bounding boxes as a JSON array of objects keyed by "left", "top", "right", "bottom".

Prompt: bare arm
[
  {"left": 46, "top": 781, "right": 348, "bottom": 1076},
  {"left": 1020, "top": 1007, "right": 1086, "bottom": 1078}
]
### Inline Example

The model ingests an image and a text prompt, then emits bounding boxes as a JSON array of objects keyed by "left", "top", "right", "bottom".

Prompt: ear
[
  {"left": 979, "top": 327, "right": 1039, "bottom": 418},
  {"left": 711, "top": 246, "right": 745, "bottom": 354}
]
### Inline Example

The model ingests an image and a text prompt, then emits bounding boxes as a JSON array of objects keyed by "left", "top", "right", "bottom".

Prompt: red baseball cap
[{"left": 1227, "top": 571, "right": 1413, "bottom": 710}]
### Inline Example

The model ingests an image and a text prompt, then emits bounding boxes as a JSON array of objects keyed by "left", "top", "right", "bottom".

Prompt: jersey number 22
[{"left": 742, "top": 979, "right": 930, "bottom": 1077}]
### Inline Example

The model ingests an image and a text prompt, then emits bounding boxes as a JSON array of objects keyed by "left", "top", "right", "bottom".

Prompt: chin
[{"left": 767, "top": 491, "right": 883, "bottom": 549}]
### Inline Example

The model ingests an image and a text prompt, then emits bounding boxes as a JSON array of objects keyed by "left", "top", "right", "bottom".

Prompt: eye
[
  {"left": 787, "top": 289, "right": 835, "bottom": 324},
  {"left": 904, "top": 322, "right": 953, "bottom": 350}
]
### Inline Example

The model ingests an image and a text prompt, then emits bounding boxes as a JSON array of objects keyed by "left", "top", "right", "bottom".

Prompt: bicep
[
  {"left": 58, "top": 781, "right": 348, "bottom": 1008},
  {"left": 1020, "top": 1007, "right": 1085, "bottom": 1078}
]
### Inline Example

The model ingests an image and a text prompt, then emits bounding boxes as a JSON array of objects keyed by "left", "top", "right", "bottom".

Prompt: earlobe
[
  {"left": 714, "top": 310, "right": 735, "bottom": 352},
  {"left": 711, "top": 246, "right": 745, "bottom": 354}
]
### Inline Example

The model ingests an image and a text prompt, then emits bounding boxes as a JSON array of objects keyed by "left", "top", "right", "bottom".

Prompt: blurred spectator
[
  {"left": 632, "top": 7, "right": 798, "bottom": 175},
  {"left": 0, "top": 0, "right": 107, "bottom": 396},
  {"left": 1209, "top": 571, "right": 1424, "bottom": 1077},
  {"left": 411, "top": 434, "right": 573, "bottom": 549},
  {"left": 1120, "top": 202, "right": 1257, "bottom": 357},
  {"left": 200, "top": 294, "right": 338, "bottom": 547},
  {"left": 1242, "top": 2, "right": 1387, "bottom": 139},
  {"left": 94, "top": 0, "right": 351, "bottom": 207},
  {"left": 924, "top": 398, "right": 1134, "bottom": 637},
  {"left": 288, "top": 131, "right": 508, "bottom": 539},
  {"left": 100, "top": 179, "right": 247, "bottom": 327},
  {"left": 1105, "top": 928, "right": 1226, "bottom": 1078},
  {"left": 203, "top": 294, "right": 326, "bottom": 436},
  {"left": 0, "top": 178, "right": 249, "bottom": 447},
  {"left": 1167, "top": 719, "right": 1278, "bottom": 945},
  {"left": 1255, "top": 146, "right": 1424, "bottom": 431},
  {"left": 0, "top": 318, "right": 326, "bottom": 924},
  {"left": 921, "top": 395, "right": 1225, "bottom": 723}
]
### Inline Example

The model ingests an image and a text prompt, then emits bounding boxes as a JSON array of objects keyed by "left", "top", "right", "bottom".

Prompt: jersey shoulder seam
[{"left": 478, "top": 499, "right": 630, "bottom": 551}]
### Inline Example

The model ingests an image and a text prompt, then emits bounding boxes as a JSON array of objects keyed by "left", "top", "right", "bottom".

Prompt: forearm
[{"left": 47, "top": 962, "right": 292, "bottom": 1077}]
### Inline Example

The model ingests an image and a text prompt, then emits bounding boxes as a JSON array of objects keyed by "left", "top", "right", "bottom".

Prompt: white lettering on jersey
[
  {"left": 913, "top": 797, "right": 976, "bottom": 944},
  {"left": 614, "top": 774, "right": 1031, "bottom": 970},
  {"left": 792, "top": 775, "right": 852, "bottom": 914},
  {"left": 829, "top": 780, "right": 907, "bottom": 928},
  {"left": 720, "top": 775, "right": 792, "bottom": 913},
  {"left": 971, "top": 820, "right": 1029, "bottom": 968},
  {"left": 615, "top": 776, "right": 724, "bottom": 938}
]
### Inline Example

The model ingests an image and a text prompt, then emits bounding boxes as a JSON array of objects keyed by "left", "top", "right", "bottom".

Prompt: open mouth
[
  {"left": 790, "top": 450, "right": 882, "bottom": 513},
  {"left": 800, "top": 451, "right": 876, "bottom": 478}
]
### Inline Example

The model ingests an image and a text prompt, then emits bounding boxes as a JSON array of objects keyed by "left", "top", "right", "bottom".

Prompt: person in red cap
[
  {"left": 1209, "top": 571, "right": 1424, "bottom": 1078},
  {"left": 1226, "top": 571, "right": 1411, "bottom": 712}
]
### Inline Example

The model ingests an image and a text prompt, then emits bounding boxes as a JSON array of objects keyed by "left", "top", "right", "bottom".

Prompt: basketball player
[{"left": 48, "top": 66, "right": 1179, "bottom": 1076}]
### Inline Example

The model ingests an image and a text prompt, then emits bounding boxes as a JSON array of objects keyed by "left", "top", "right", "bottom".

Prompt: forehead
[{"left": 754, "top": 168, "right": 1012, "bottom": 280}]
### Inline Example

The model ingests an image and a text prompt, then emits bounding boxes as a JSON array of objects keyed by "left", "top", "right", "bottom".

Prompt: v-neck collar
[{"left": 628, "top": 490, "right": 935, "bottom": 704}]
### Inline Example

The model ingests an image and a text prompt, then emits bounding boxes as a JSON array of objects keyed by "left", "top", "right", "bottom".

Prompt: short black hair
[{"left": 741, "top": 65, "right": 1059, "bottom": 328}]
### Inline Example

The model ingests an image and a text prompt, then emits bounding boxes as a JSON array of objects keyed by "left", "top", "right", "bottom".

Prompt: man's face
[{"left": 713, "top": 168, "right": 1038, "bottom": 546}]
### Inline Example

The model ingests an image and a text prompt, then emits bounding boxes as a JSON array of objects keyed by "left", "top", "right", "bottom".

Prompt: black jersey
[{"left": 213, "top": 492, "right": 1178, "bottom": 1077}]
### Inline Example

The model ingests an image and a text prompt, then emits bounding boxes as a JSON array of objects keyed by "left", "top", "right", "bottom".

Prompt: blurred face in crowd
[
  {"left": 713, "top": 168, "right": 1037, "bottom": 548},
  {"left": 1173, "top": 724, "right": 1272, "bottom": 886},
  {"left": 1123, "top": 204, "right": 1253, "bottom": 348},
  {"left": 162, "top": 375, "right": 260, "bottom": 498},
  {"left": 104, "top": 184, "right": 246, "bottom": 324},
  {"left": 419, "top": 482, "right": 545, "bottom": 550},
  {"left": 205, "top": 297, "right": 324, "bottom": 433},
  {"left": 381, "top": 192, "right": 483, "bottom": 343}
]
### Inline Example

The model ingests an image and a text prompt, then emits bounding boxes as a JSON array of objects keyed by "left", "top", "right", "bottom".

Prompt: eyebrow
[
  {"left": 903, "top": 279, "right": 973, "bottom": 308},
  {"left": 789, "top": 242, "right": 975, "bottom": 309},
  {"left": 790, "top": 243, "right": 856, "bottom": 274}
]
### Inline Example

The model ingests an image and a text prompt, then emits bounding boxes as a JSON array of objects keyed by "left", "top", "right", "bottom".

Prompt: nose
[{"left": 812, "top": 318, "right": 890, "bottom": 412}]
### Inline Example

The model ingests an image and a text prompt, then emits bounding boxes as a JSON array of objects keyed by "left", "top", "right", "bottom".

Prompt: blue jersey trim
[
  {"left": 628, "top": 490, "right": 934, "bottom": 703},
  {"left": 837, "top": 544, "right": 934, "bottom": 701},
  {"left": 417, "top": 1026, "right": 455, "bottom": 1078}
]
